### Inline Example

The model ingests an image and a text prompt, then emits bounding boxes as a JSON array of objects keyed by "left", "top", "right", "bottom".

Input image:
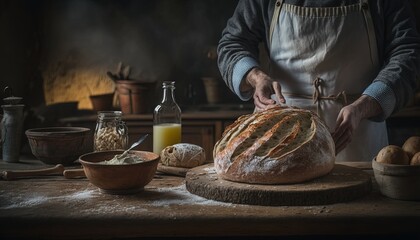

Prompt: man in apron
[{"left": 217, "top": 0, "right": 420, "bottom": 162}]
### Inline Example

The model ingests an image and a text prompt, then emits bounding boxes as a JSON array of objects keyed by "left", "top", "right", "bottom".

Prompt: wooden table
[{"left": 1, "top": 159, "right": 419, "bottom": 239}]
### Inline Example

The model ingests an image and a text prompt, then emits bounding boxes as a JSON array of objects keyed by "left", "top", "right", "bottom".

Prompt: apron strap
[
  {"left": 313, "top": 77, "right": 348, "bottom": 115},
  {"left": 360, "top": 0, "right": 379, "bottom": 68},
  {"left": 283, "top": 77, "right": 361, "bottom": 116},
  {"left": 312, "top": 78, "right": 348, "bottom": 105},
  {"left": 269, "top": 0, "right": 284, "bottom": 46}
]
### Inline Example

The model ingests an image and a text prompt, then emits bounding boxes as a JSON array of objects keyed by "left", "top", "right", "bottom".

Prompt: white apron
[{"left": 268, "top": 0, "right": 388, "bottom": 162}]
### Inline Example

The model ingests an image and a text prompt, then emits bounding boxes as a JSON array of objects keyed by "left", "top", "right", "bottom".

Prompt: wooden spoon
[
  {"left": 1, "top": 164, "right": 65, "bottom": 180},
  {"left": 63, "top": 169, "right": 86, "bottom": 179}
]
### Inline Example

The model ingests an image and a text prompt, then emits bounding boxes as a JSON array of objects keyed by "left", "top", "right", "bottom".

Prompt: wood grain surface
[
  {"left": 186, "top": 164, "right": 372, "bottom": 206},
  {"left": 1, "top": 159, "right": 420, "bottom": 239}
]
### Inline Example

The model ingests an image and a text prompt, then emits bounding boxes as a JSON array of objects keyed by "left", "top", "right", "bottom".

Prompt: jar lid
[{"left": 3, "top": 86, "right": 23, "bottom": 105}]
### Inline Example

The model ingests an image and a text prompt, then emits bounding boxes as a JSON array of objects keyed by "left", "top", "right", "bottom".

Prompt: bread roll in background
[
  {"left": 402, "top": 136, "right": 420, "bottom": 159},
  {"left": 411, "top": 152, "right": 420, "bottom": 166},
  {"left": 213, "top": 106, "right": 335, "bottom": 184},
  {"left": 376, "top": 145, "right": 410, "bottom": 165},
  {"left": 161, "top": 143, "right": 206, "bottom": 168}
]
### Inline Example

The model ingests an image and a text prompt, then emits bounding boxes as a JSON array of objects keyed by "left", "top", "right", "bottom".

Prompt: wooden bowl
[
  {"left": 79, "top": 150, "right": 159, "bottom": 194},
  {"left": 372, "top": 158, "right": 420, "bottom": 200},
  {"left": 26, "top": 127, "right": 91, "bottom": 165}
]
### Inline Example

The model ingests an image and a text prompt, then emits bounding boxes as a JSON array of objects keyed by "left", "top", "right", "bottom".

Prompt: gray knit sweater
[{"left": 217, "top": 0, "right": 420, "bottom": 120}]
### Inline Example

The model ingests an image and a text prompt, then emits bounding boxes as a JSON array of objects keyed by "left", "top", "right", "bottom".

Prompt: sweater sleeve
[
  {"left": 217, "top": 0, "right": 272, "bottom": 101},
  {"left": 232, "top": 57, "right": 258, "bottom": 101},
  {"left": 365, "top": 0, "right": 420, "bottom": 121}
]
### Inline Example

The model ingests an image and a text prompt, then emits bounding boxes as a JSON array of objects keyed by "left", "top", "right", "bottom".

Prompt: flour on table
[
  {"left": 1, "top": 195, "right": 49, "bottom": 209},
  {"left": 66, "top": 189, "right": 97, "bottom": 200},
  {"left": 150, "top": 184, "right": 231, "bottom": 207},
  {"left": 0, "top": 188, "right": 98, "bottom": 209},
  {"left": 0, "top": 184, "right": 231, "bottom": 211}
]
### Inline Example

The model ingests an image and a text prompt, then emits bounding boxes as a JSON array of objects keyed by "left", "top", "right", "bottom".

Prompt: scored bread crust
[{"left": 213, "top": 106, "right": 335, "bottom": 184}]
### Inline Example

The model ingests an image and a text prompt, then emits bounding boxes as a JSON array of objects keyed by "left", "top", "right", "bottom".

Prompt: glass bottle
[
  {"left": 153, "top": 81, "right": 182, "bottom": 155},
  {"left": 94, "top": 111, "right": 128, "bottom": 151}
]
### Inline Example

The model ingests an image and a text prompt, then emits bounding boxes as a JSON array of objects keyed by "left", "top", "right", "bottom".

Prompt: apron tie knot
[
  {"left": 312, "top": 77, "right": 323, "bottom": 104},
  {"left": 312, "top": 77, "right": 349, "bottom": 116},
  {"left": 312, "top": 77, "right": 348, "bottom": 105},
  {"left": 330, "top": 91, "right": 348, "bottom": 105}
]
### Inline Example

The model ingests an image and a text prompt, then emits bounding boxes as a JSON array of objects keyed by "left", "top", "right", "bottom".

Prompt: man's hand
[
  {"left": 332, "top": 95, "right": 383, "bottom": 154},
  {"left": 244, "top": 68, "right": 285, "bottom": 111}
]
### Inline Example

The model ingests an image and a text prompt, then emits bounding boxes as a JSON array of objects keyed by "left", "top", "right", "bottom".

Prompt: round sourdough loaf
[{"left": 213, "top": 106, "right": 335, "bottom": 184}]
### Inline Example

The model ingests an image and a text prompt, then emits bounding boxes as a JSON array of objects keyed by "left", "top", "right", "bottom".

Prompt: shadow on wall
[
  {"left": 38, "top": 0, "right": 240, "bottom": 109},
  {"left": 0, "top": 0, "right": 240, "bottom": 111}
]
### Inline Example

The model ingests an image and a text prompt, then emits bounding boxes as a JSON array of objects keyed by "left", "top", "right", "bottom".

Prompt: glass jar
[
  {"left": 94, "top": 111, "right": 128, "bottom": 151},
  {"left": 153, "top": 81, "right": 182, "bottom": 154}
]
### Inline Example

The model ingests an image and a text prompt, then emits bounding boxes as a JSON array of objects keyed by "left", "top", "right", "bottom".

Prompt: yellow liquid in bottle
[{"left": 153, "top": 123, "right": 182, "bottom": 154}]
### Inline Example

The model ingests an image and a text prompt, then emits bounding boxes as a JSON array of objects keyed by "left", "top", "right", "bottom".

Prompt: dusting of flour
[
  {"left": 0, "top": 188, "right": 98, "bottom": 209},
  {"left": 150, "top": 184, "right": 231, "bottom": 207},
  {"left": 0, "top": 183, "right": 230, "bottom": 212}
]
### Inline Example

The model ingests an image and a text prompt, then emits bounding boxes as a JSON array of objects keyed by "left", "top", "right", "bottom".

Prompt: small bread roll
[
  {"left": 376, "top": 145, "right": 410, "bottom": 165},
  {"left": 161, "top": 143, "right": 206, "bottom": 168},
  {"left": 402, "top": 136, "right": 420, "bottom": 159},
  {"left": 410, "top": 152, "right": 420, "bottom": 166}
]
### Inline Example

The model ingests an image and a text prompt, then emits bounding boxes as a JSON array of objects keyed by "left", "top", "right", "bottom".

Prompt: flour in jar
[{"left": 99, "top": 153, "right": 144, "bottom": 165}]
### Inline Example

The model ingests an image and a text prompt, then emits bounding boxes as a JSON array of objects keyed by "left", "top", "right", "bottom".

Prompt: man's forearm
[{"left": 351, "top": 95, "right": 383, "bottom": 120}]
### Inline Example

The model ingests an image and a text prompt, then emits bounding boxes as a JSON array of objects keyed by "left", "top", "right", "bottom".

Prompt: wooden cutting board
[{"left": 186, "top": 164, "right": 372, "bottom": 206}]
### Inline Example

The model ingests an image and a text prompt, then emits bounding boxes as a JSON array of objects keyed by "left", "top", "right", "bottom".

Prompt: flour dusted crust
[
  {"left": 161, "top": 143, "right": 206, "bottom": 168},
  {"left": 213, "top": 106, "right": 335, "bottom": 184}
]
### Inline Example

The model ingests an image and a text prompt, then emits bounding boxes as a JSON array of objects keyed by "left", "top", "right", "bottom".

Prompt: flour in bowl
[{"left": 99, "top": 153, "right": 144, "bottom": 165}]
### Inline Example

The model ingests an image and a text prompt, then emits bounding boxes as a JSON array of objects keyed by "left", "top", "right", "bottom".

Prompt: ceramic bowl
[
  {"left": 79, "top": 150, "right": 160, "bottom": 194},
  {"left": 26, "top": 127, "right": 91, "bottom": 165},
  {"left": 372, "top": 158, "right": 420, "bottom": 201},
  {"left": 89, "top": 93, "right": 114, "bottom": 111}
]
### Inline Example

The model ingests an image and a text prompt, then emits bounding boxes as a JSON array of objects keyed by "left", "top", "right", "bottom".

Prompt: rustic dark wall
[
  {"left": 0, "top": 0, "right": 43, "bottom": 107},
  {"left": 0, "top": 0, "right": 240, "bottom": 110}
]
